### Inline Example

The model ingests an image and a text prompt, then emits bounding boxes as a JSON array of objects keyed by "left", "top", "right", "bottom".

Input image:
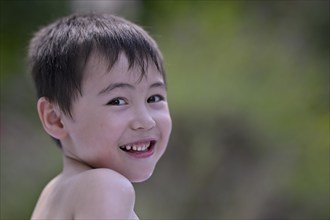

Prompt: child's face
[{"left": 61, "top": 53, "right": 172, "bottom": 182}]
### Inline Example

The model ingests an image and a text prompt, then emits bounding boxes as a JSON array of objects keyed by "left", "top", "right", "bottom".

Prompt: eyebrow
[
  {"left": 150, "top": 81, "right": 166, "bottom": 90},
  {"left": 98, "top": 81, "right": 166, "bottom": 96}
]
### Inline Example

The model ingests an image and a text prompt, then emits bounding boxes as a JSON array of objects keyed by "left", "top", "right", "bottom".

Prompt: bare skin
[
  {"left": 31, "top": 53, "right": 172, "bottom": 219},
  {"left": 31, "top": 158, "right": 138, "bottom": 219}
]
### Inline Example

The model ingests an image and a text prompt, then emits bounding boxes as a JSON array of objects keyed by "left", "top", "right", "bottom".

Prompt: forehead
[{"left": 82, "top": 52, "right": 163, "bottom": 83}]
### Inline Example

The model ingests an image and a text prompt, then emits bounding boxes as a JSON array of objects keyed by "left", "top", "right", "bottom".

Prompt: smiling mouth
[{"left": 119, "top": 141, "right": 155, "bottom": 153}]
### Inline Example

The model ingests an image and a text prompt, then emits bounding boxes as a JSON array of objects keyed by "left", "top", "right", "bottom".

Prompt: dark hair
[
  {"left": 28, "top": 13, "right": 165, "bottom": 116},
  {"left": 28, "top": 13, "right": 165, "bottom": 147}
]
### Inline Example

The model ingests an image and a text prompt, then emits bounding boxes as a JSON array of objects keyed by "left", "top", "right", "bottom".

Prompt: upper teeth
[{"left": 120, "top": 142, "right": 151, "bottom": 151}]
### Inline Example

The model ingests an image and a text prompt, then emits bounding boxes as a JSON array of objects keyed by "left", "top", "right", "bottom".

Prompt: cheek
[
  {"left": 68, "top": 114, "right": 108, "bottom": 146},
  {"left": 158, "top": 112, "right": 172, "bottom": 139},
  {"left": 94, "top": 113, "right": 129, "bottom": 144}
]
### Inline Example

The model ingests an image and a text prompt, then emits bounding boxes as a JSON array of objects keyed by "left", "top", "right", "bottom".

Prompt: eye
[
  {"left": 147, "top": 95, "right": 165, "bottom": 103},
  {"left": 106, "top": 97, "right": 127, "bottom": 106}
]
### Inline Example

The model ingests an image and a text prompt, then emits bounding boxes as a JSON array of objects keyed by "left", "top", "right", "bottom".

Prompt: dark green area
[{"left": 1, "top": 1, "right": 329, "bottom": 219}]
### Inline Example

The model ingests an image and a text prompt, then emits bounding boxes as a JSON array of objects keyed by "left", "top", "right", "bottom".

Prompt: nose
[{"left": 130, "top": 108, "right": 156, "bottom": 131}]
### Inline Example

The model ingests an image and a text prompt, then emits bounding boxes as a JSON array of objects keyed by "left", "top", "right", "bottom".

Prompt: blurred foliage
[{"left": 1, "top": 0, "right": 329, "bottom": 219}]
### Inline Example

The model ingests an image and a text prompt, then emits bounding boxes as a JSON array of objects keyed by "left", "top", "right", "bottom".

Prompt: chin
[{"left": 129, "top": 169, "right": 154, "bottom": 183}]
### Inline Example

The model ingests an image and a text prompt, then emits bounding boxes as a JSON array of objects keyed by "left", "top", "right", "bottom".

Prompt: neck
[{"left": 61, "top": 155, "right": 93, "bottom": 178}]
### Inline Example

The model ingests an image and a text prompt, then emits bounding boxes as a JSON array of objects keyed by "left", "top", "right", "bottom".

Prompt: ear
[{"left": 37, "top": 97, "right": 67, "bottom": 140}]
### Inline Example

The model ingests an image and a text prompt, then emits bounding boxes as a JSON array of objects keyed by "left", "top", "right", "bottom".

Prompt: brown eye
[
  {"left": 107, "top": 98, "right": 127, "bottom": 106},
  {"left": 147, "top": 95, "right": 164, "bottom": 103}
]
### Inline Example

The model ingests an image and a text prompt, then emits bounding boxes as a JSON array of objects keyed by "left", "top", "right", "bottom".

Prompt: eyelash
[
  {"left": 147, "top": 94, "right": 165, "bottom": 103},
  {"left": 106, "top": 97, "right": 127, "bottom": 106},
  {"left": 106, "top": 95, "right": 165, "bottom": 106}
]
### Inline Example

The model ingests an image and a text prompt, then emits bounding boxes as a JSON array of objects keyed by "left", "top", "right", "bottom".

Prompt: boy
[{"left": 28, "top": 13, "right": 172, "bottom": 219}]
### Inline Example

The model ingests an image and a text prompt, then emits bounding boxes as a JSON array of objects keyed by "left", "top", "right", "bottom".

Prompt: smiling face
[{"left": 60, "top": 53, "right": 172, "bottom": 182}]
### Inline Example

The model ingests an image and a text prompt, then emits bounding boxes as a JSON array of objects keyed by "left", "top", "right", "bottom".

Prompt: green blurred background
[{"left": 1, "top": 0, "right": 329, "bottom": 219}]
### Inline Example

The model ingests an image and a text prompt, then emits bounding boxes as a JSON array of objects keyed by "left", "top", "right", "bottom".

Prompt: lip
[{"left": 120, "top": 139, "right": 156, "bottom": 159}]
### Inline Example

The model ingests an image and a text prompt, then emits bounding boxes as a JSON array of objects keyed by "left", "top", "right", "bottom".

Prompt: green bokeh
[{"left": 1, "top": 1, "right": 329, "bottom": 219}]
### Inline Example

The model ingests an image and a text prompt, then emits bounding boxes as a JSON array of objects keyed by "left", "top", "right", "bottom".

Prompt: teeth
[{"left": 120, "top": 142, "right": 152, "bottom": 152}]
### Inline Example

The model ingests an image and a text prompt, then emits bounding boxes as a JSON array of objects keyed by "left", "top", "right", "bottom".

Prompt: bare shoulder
[
  {"left": 75, "top": 168, "right": 134, "bottom": 189},
  {"left": 73, "top": 168, "right": 135, "bottom": 199},
  {"left": 72, "top": 169, "right": 136, "bottom": 219},
  {"left": 32, "top": 169, "right": 137, "bottom": 219}
]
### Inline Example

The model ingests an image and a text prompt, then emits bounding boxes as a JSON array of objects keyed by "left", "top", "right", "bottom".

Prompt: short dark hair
[
  {"left": 28, "top": 13, "right": 165, "bottom": 117},
  {"left": 28, "top": 13, "right": 165, "bottom": 147}
]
